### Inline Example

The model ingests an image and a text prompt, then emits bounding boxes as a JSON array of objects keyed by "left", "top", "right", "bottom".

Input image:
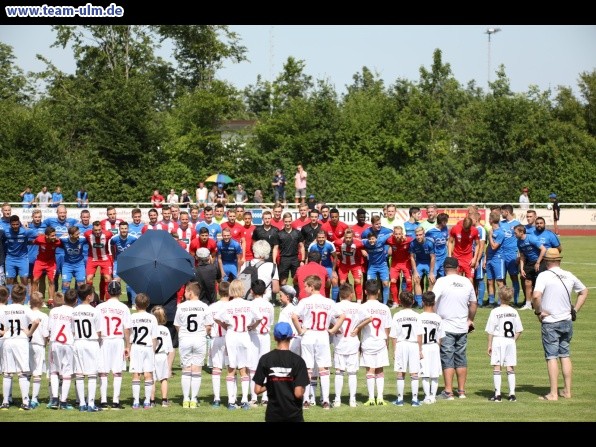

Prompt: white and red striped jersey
[
  {"left": 175, "top": 226, "right": 196, "bottom": 252},
  {"left": 100, "top": 218, "right": 122, "bottom": 236},
  {"left": 334, "top": 238, "right": 365, "bottom": 266},
  {"left": 159, "top": 219, "right": 179, "bottom": 233},
  {"left": 84, "top": 229, "right": 114, "bottom": 262}
]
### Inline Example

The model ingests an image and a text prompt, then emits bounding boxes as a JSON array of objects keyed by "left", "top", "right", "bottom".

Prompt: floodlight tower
[{"left": 485, "top": 27, "right": 501, "bottom": 88}]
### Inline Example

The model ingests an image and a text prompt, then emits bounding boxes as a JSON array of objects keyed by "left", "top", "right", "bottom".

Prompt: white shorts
[
  {"left": 50, "top": 343, "right": 74, "bottom": 376},
  {"left": 334, "top": 352, "right": 360, "bottom": 373},
  {"left": 99, "top": 338, "right": 125, "bottom": 373},
  {"left": 29, "top": 343, "right": 46, "bottom": 376},
  {"left": 2, "top": 339, "right": 30, "bottom": 374},
  {"left": 249, "top": 331, "right": 271, "bottom": 370},
  {"left": 490, "top": 337, "right": 517, "bottom": 367},
  {"left": 74, "top": 340, "right": 101, "bottom": 375},
  {"left": 360, "top": 346, "right": 390, "bottom": 369},
  {"left": 420, "top": 344, "right": 442, "bottom": 378},
  {"left": 393, "top": 342, "right": 421, "bottom": 373},
  {"left": 209, "top": 337, "right": 228, "bottom": 370},
  {"left": 129, "top": 345, "right": 155, "bottom": 373},
  {"left": 178, "top": 337, "right": 208, "bottom": 368},
  {"left": 154, "top": 353, "right": 170, "bottom": 381},
  {"left": 225, "top": 331, "right": 252, "bottom": 369},
  {"left": 300, "top": 331, "right": 332, "bottom": 369}
]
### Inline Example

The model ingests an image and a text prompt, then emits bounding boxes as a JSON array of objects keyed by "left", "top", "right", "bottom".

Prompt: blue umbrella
[
  {"left": 116, "top": 230, "right": 195, "bottom": 305},
  {"left": 205, "top": 173, "right": 234, "bottom": 184}
]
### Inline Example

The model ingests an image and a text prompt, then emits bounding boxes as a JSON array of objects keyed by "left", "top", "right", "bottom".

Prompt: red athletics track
[{"left": 557, "top": 228, "right": 596, "bottom": 236}]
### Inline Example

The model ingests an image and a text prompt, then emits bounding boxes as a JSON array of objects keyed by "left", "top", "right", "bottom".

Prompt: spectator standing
[
  {"left": 294, "top": 164, "right": 308, "bottom": 205},
  {"left": 433, "top": 257, "right": 477, "bottom": 400},
  {"left": 532, "top": 248, "right": 588, "bottom": 401},
  {"left": 151, "top": 190, "right": 164, "bottom": 208},
  {"left": 549, "top": 193, "right": 561, "bottom": 235},
  {"left": 51, "top": 186, "right": 64, "bottom": 208},
  {"left": 196, "top": 182, "right": 209, "bottom": 208},
  {"left": 180, "top": 190, "right": 191, "bottom": 209},
  {"left": 519, "top": 187, "right": 530, "bottom": 210},
  {"left": 76, "top": 188, "right": 89, "bottom": 208},
  {"left": 20, "top": 187, "right": 35, "bottom": 208},
  {"left": 272, "top": 169, "right": 286, "bottom": 205},
  {"left": 232, "top": 184, "right": 249, "bottom": 204},
  {"left": 166, "top": 189, "right": 179, "bottom": 205},
  {"left": 36, "top": 186, "right": 52, "bottom": 209},
  {"left": 253, "top": 189, "right": 264, "bottom": 207}
]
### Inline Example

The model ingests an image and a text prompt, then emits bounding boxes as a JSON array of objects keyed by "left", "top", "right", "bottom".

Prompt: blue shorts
[
  {"left": 475, "top": 258, "right": 485, "bottom": 280},
  {"left": 486, "top": 257, "right": 505, "bottom": 281},
  {"left": 440, "top": 332, "right": 468, "bottom": 369},
  {"left": 416, "top": 263, "right": 431, "bottom": 278},
  {"left": 541, "top": 320, "right": 573, "bottom": 360},
  {"left": 62, "top": 262, "right": 86, "bottom": 284},
  {"left": 222, "top": 263, "right": 239, "bottom": 282},
  {"left": 5, "top": 257, "right": 29, "bottom": 278},
  {"left": 55, "top": 251, "right": 65, "bottom": 277},
  {"left": 503, "top": 255, "right": 519, "bottom": 276},
  {"left": 367, "top": 264, "right": 389, "bottom": 282},
  {"left": 434, "top": 258, "right": 445, "bottom": 278}
]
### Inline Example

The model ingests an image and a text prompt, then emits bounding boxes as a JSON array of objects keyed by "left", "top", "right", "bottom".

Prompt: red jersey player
[
  {"left": 84, "top": 221, "right": 114, "bottom": 301},
  {"left": 189, "top": 227, "right": 217, "bottom": 266},
  {"left": 448, "top": 217, "right": 480, "bottom": 281},
  {"left": 385, "top": 226, "right": 413, "bottom": 305},
  {"left": 32, "top": 226, "right": 63, "bottom": 302}
]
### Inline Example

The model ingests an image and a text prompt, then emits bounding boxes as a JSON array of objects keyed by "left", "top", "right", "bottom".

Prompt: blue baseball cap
[
  {"left": 549, "top": 193, "right": 557, "bottom": 199},
  {"left": 273, "top": 322, "right": 293, "bottom": 340}
]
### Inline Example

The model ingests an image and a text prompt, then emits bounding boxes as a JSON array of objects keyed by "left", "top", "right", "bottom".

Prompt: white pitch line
[{"left": 564, "top": 262, "right": 596, "bottom": 266}]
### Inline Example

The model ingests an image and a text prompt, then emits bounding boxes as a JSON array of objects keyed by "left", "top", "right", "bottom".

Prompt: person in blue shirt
[
  {"left": 409, "top": 227, "right": 435, "bottom": 308},
  {"left": 216, "top": 227, "right": 243, "bottom": 282},
  {"left": 43, "top": 205, "right": 78, "bottom": 293},
  {"left": 194, "top": 206, "right": 221, "bottom": 241},
  {"left": 51, "top": 186, "right": 64, "bottom": 208},
  {"left": 20, "top": 187, "right": 35, "bottom": 208},
  {"left": 425, "top": 213, "right": 449, "bottom": 280},
  {"left": 1, "top": 215, "right": 38, "bottom": 301},
  {"left": 524, "top": 210, "right": 536, "bottom": 235},
  {"left": 499, "top": 204, "right": 521, "bottom": 306},
  {"left": 128, "top": 208, "right": 145, "bottom": 240},
  {"left": 362, "top": 230, "right": 392, "bottom": 305},
  {"left": 27, "top": 209, "right": 47, "bottom": 299},
  {"left": 404, "top": 207, "right": 422, "bottom": 239},
  {"left": 75, "top": 209, "right": 93, "bottom": 264},
  {"left": 59, "top": 226, "right": 88, "bottom": 297},
  {"left": 534, "top": 217, "right": 562, "bottom": 252},
  {"left": 486, "top": 212, "right": 506, "bottom": 308},
  {"left": 0, "top": 202, "right": 12, "bottom": 234},
  {"left": 76, "top": 188, "right": 89, "bottom": 208},
  {"left": 110, "top": 221, "right": 138, "bottom": 308},
  {"left": 514, "top": 224, "right": 546, "bottom": 310},
  {"left": 307, "top": 230, "right": 337, "bottom": 300}
]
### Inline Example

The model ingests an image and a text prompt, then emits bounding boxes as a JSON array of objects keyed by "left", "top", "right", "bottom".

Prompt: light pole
[{"left": 485, "top": 27, "right": 501, "bottom": 88}]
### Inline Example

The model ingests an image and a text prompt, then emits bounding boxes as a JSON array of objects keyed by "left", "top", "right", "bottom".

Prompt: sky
[{"left": 1, "top": 25, "right": 595, "bottom": 97}]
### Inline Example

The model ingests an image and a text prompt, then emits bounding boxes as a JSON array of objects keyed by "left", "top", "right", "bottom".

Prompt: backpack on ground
[{"left": 238, "top": 260, "right": 265, "bottom": 300}]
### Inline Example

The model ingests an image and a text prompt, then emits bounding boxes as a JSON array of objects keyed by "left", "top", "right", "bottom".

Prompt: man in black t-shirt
[
  {"left": 277, "top": 212, "right": 305, "bottom": 286},
  {"left": 300, "top": 209, "right": 323, "bottom": 249},
  {"left": 252, "top": 210, "right": 279, "bottom": 263},
  {"left": 253, "top": 322, "right": 309, "bottom": 422}
]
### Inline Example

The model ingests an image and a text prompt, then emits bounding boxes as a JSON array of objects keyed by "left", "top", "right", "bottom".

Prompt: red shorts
[
  {"left": 337, "top": 264, "right": 363, "bottom": 283},
  {"left": 457, "top": 257, "right": 474, "bottom": 279},
  {"left": 390, "top": 263, "right": 412, "bottom": 281},
  {"left": 86, "top": 259, "right": 113, "bottom": 277},
  {"left": 33, "top": 261, "right": 57, "bottom": 281}
]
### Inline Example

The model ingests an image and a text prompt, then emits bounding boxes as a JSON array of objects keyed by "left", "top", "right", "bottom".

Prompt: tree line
[{"left": 1, "top": 25, "right": 595, "bottom": 206}]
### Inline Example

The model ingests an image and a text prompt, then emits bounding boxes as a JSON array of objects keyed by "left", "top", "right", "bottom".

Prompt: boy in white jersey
[
  {"left": 96, "top": 280, "right": 131, "bottom": 410},
  {"left": 332, "top": 283, "right": 361, "bottom": 408},
  {"left": 291, "top": 274, "right": 345, "bottom": 410},
  {"left": 208, "top": 281, "right": 230, "bottom": 408},
  {"left": 418, "top": 291, "right": 443, "bottom": 404},
  {"left": 48, "top": 289, "right": 77, "bottom": 410},
  {"left": 390, "top": 291, "right": 424, "bottom": 407},
  {"left": 351, "top": 280, "right": 392, "bottom": 406},
  {"left": 214, "top": 279, "right": 261, "bottom": 410},
  {"left": 72, "top": 284, "right": 102, "bottom": 412},
  {"left": 128, "top": 293, "right": 159, "bottom": 409},
  {"left": 174, "top": 281, "right": 213, "bottom": 408},
  {"left": 150, "top": 305, "right": 173, "bottom": 408},
  {"left": 485, "top": 286, "right": 523, "bottom": 402},
  {"left": 0, "top": 285, "right": 40, "bottom": 410},
  {"left": 248, "top": 279, "right": 275, "bottom": 406},
  {"left": 28, "top": 292, "right": 49, "bottom": 409},
  {"left": 278, "top": 285, "right": 300, "bottom": 354},
  {"left": 0, "top": 287, "right": 9, "bottom": 397}
]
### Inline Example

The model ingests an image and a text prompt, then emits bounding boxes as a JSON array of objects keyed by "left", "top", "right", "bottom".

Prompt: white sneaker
[
  {"left": 523, "top": 303, "right": 533, "bottom": 310},
  {"left": 349, "top": 399, "right": 357, "bottom": 408},
  {"left": 131, "top": 305, "right": 137, "bottom": 311},
  {"left": 423, "top": 397, "right": 435, "bottom": 405},
  {"left": 333, "top": 398, "right": 341, "bottom": 408}
]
